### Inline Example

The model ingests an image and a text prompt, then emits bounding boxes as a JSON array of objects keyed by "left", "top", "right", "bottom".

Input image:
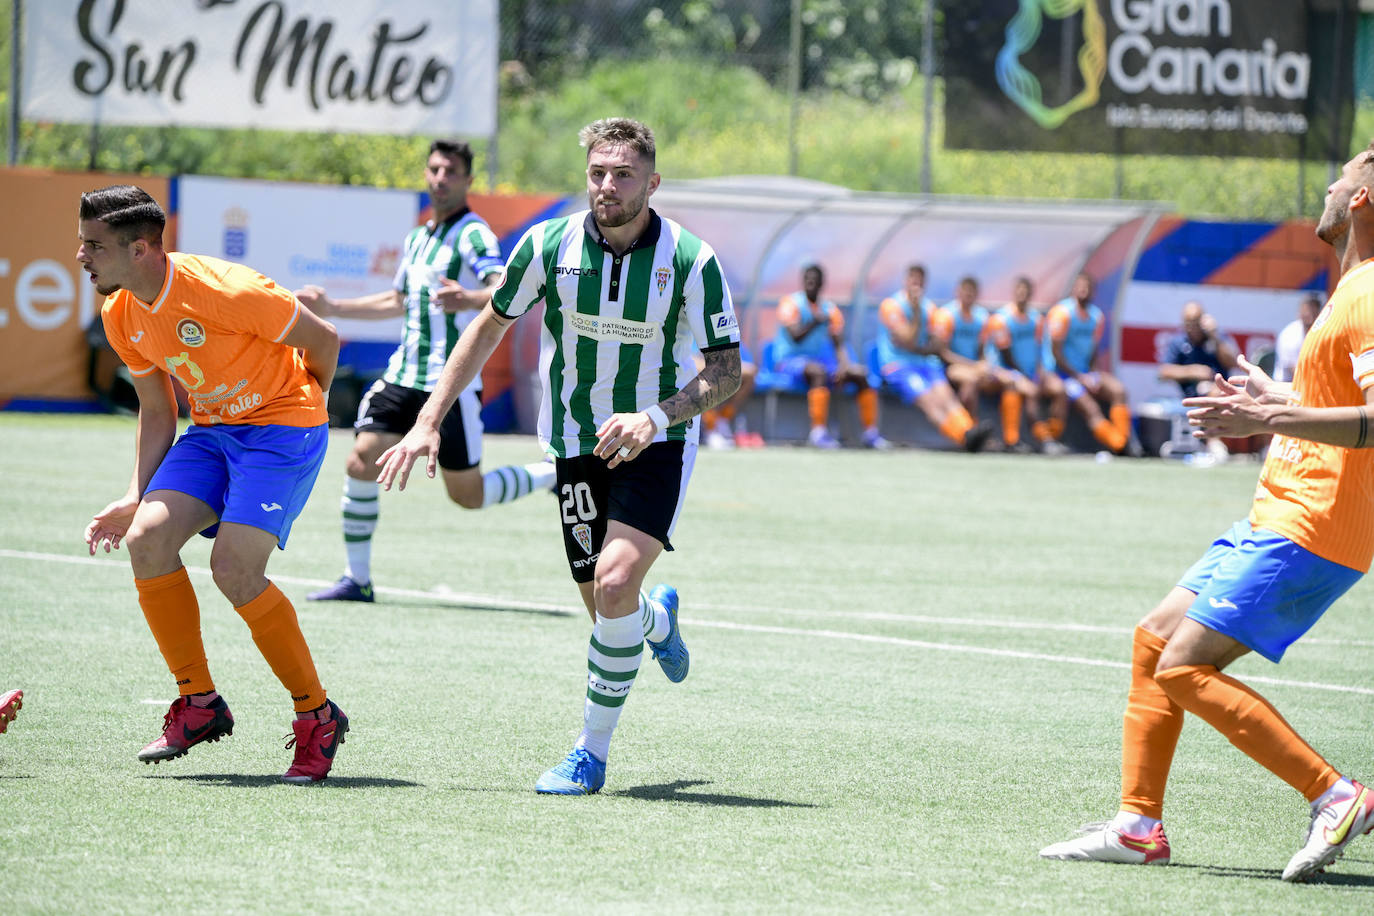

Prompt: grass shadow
[
  {"left": 614, "top": 779, "right": 819, "bottom": 809},
  {"left": 147, "top": 773, "right": 422, "bottom": 789},
  {"left": 375, "top": 596, "right": 575, "bottom": 619},
  {"left": 1171, "top": 861, "right": 1374, "bottom": 887}
]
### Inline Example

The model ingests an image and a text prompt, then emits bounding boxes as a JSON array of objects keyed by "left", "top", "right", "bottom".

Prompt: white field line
[{"left": 5, "top": 548, "right": 1374, "bottom": 697}]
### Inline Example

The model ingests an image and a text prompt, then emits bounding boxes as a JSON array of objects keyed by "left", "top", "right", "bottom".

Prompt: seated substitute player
[
  {"left": 702, "top": 343, "right": 764, "bottom": 448},
  {"left": 874, "top": 264, "right": 992, "bottom": 451},
  {"left": 79, "top": 185, "right": 348, "bottom": 784},
  {"left": 377, "top": 118, "right": 741, "bottom": 796},
  {"left": 299, "top": 140, "right": 554, "bottom": 603},
  {"left": 984, "top": 275, "right": 1068, "bottom": 454},
  {"left": 1158, "top": 300, "right": 1240, "bottom": 463},
  {"left": 0, "top": 689, "right": 21, "bottom": 734},
  {"left": 770, "top": 264, "right": 888, "bottom": 449},
  {"left": 1040, "top": 145, "right": 1374, "bottom": 882},
  {"left": 1043, "top": 271, "right": 1139, "bottom": 455},
  {"left": 932, "top": 275, "right": 1012, "bottom": 445}
]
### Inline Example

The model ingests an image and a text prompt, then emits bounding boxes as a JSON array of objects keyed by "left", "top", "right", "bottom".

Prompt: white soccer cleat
[
  {"left": 1039, "top": 821, "right": 1171, "bottom": 865},
  {"left": 1283, "top": 781, "right": 1374, "bottom": 882}
]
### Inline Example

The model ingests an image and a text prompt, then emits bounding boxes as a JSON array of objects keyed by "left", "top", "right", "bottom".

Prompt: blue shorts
[
  {"left": 1179, "top": 519, "right": 1363, "bottom": 662},
  {"left": 772, "top": 353, "right": 838, "bottom": 388},
  {"left": 1056, "top": 369, "right": 1100, "bottom": 402},
  {"left": 882, "top": 363, "right": 946, "bottom": 403},
  {"left": 146, "top": 423, "right": 329, "bottom": 549}
]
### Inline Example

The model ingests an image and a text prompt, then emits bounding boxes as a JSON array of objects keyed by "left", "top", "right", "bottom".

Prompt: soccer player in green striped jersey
[
  {"left": 297, "top": 140, "right": 555, "bottom": 604},
  {"left": 377, "top": 118, "right": 742, "bottom": 795}
]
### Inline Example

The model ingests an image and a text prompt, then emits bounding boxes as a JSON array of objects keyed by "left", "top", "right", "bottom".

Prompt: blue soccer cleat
[
  {"left": 535, "top": 747, "right": 606, "bottom": 795},
  {"left": 646, "top": 584, "right": 689, "bottom": 683},
  {"left": 307, "top": 575, "right": 374, "bottom": 603}
]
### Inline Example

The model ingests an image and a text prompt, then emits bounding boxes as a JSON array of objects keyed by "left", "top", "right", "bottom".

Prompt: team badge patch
[
  {"left": 573, "top": 522, "right": 594, "bottom": 555},
  {"left": 176, "top": 318, "right": 207, "bottom": 347},
  {"left": 655, "top": 267, "right": 671, "bottom": 295}
]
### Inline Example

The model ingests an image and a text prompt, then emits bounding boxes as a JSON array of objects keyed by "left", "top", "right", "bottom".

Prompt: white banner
[
  {"left": 175, "top": 174, "right": 420, "bottom": 342},
  {"left": 22, "top": 0, "right": 497, "bottom": 136}
]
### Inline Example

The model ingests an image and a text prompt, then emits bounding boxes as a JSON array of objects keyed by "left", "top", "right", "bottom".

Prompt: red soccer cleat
[
  {"left": 282, "top": 700, "right": 349, "bottom": 784},
  {"left": 0, "top": 690, "right": 23, "bottom": 734},
  {"left": 138, "top": 695, "right": 234, "bottom": 763}
]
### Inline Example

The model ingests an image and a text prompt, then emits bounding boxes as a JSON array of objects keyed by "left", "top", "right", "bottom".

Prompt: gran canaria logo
[{"left": 996, "top": 0, "right": 1107, "bottom": 129}]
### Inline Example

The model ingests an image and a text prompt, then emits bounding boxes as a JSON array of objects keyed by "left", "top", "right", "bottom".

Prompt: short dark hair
[
  {"left": 429, "top": 139, "right": 474, "bottom": 176},
  {"left": 579, "top": 118, "right": 656, "bottom": 168},
  {"left": 803, "top": 263, "right": 824, "bottom": 282},
  {"left": 79, "top": 185, "right": 166, "bottom": 245},
  {"left": 907, "top": 264, "right": 927, "bottom": 281}
]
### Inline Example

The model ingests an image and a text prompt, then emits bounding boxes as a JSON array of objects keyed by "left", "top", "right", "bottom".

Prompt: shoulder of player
[{"left": 172, "top": 252, "right": 287, "bottom": 305}]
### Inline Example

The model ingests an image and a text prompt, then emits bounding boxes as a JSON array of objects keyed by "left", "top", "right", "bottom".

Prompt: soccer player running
[
  {"left": 376, "top": 118, "right": 741, "bottom": 795},
  {"left": 1040, "top": 145, "right": 1374, "bottom": 881},
  {"left": 298, "top": 140, "right": 555, "bottom": 604},
  {"left": 80, "top": 186, "right": 348, "bottom": 783}
]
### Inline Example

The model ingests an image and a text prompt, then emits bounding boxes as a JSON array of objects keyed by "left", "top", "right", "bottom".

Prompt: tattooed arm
[
  {"left": 660, "top": 347, "right": 742, "bottom": 425},
  {"left": 593, "top": 346, "right": 742, "bottom": 467}
]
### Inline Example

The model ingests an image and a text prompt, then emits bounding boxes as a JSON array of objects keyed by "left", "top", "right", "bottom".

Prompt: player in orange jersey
[
  {"left": 1041, "top": 145, "right": 1374, "bottom": 881},
  {"left": 78, "top": 185, "right": 348, "bottom": 783}
]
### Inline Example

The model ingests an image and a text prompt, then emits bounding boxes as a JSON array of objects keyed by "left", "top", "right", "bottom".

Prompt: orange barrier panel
[{"left": 0, "top": 168, "right": 171, "bottom": 403}]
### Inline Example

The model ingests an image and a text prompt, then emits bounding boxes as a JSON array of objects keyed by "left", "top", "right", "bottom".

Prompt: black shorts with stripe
[
  {"left": 354, "top": 380, "right": 483, "bottom": 471},
  {"left": 555, "top": 441, "right": 693, "bottom": 583}
]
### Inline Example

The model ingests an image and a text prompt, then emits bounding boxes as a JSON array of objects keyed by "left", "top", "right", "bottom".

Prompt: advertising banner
[
  {"left": 22, "top": 0, "right": 497, "bottom": 136},
  {"left": 0, "top": 169, "right": 170, "bottom": 402},
  {"left": 175, "top": 175, "right": 417, "bottom": 344},
  {"left": 942, "top": 0, "right": 1355, "bottom": 159}
]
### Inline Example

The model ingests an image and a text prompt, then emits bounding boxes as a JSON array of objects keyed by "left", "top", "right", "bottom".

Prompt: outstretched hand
[
  {"left": 85, "top": 495, "right": 139, "bottom": 555},
  {"left": 375, "top": 425, "right": 441, "bottom": 491},
  {"left": 1182, "top": 354, "right": 1276, "bottom": 439}
]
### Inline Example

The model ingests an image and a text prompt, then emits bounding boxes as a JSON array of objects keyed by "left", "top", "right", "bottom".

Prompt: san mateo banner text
[{"left": 22, "top": 0, "right": 497, "bottom": 136}]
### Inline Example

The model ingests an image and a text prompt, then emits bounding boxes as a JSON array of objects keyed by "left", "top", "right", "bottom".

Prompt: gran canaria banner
[{"left": 942, "top": 0, "right": 1356, "bottom": 159}]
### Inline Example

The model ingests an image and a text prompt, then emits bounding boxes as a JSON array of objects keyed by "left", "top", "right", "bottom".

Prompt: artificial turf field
[{"left": 4, "top": 412, "right": 1374, "bottom": 914}]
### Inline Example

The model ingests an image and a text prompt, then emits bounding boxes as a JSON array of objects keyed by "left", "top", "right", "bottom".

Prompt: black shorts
[
  {"left": 354, "top": 379, "right": 483, "bottom": 471},
  {"left": 555, "top": 441, "right": 696, "bottom": 583}
]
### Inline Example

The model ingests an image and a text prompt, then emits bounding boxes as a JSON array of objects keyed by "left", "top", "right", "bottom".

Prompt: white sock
[
  {"left": 1313, "top": 777, "right": 1358, "bottom": 812},
  {"left": 575, "top": 612, "right": 642, "bottom": 762},
  {"left": 1110, "top": 811, "right": 1160, "bottom": 835},
  {"left": 640, "top": 591, "right": 670, "bottom": 643},
  {"left": 481, "top": 461, "right": 557, "bottom": 507},
  {"left": 342, "top": 477, "right": 379, "bottom": 584}
]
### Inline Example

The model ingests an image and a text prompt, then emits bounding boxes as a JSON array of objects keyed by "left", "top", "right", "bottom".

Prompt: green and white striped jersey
[
  {"left": 492, "top": 210, "right": 739, "bottom": 457},
  {"left": 384, "top": 208, "right": 503, "bottom": 392}
]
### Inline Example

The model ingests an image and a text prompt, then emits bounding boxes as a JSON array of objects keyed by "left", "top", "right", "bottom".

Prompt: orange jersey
[
  {"left": 102, "top": 253, "right": 327, "bottom": 427},
  {"left": 1250, "top": 259, "right": 1374, "bottom": 572}
]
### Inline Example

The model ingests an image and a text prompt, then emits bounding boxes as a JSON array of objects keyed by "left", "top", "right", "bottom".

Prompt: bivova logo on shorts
[{"left": 996, "top": 0, "right": 1107, "bottom": 130}]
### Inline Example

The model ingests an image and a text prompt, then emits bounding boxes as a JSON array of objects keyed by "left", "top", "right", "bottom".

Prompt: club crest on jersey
[
  {"left": 655, "top": 267, "right": 671, "bottom": 295},
  {"left": 176, "top": 318, "right": 207, "bottom": 347},
  {"left": 573, "top": 522, "right": 594, "bottom": 555}
]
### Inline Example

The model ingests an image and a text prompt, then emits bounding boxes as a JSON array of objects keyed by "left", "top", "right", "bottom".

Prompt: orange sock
[
  {"left": 807, "top": 387, "right": 830, "bottom": 429},
  {"left": 136, "top": 567, "right": 214, "bottom": 695},
  {"left": 1155, "top": 664, "right": 1339, "bottom": 802},
  {"left": 1111, "top": 404, "right": 1132, "bottom": 440},
  {"left": 857, "top": 388, "right": 879, "bottom": 429},
  {"left": 938, "top": 409, "right": 974, "bottom": 444},
  {"left": 235, "top": 581, "right": 326, "bottom": 713},
  {"left": 703, "top": 408, "right": 720, "bottom": 430},
  {"left": 1120, "top": 627, "right": 1184, "bottom": 819},
  {"left": 1030, "top": 420, "right": 1051, "bottom": 443},
  {"left": 1000, "top": 390, "right": 1023, "bottom": 446},
  {"left": 1048, "top": 417, "right": 1065, "bottom": 440},
  {"left": 1092, "top": 418, "right": 1127, "bottom": 452},
  {"left": 720, "top": 402, "right": 737, "bottom": 423}
]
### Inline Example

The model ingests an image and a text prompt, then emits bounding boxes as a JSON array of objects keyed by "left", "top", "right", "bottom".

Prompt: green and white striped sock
[
  {"left": 341, "top": 477, "right": 379, "bottom": 585},
  {"left": 481, "top": 461, "right": 556, "bottom": 507},
  {"left": 576, "top": 612, "right": 643, "bottom": 762},
  {"left": 640, "top": 590, "right": 670, "bottom": 643}
]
